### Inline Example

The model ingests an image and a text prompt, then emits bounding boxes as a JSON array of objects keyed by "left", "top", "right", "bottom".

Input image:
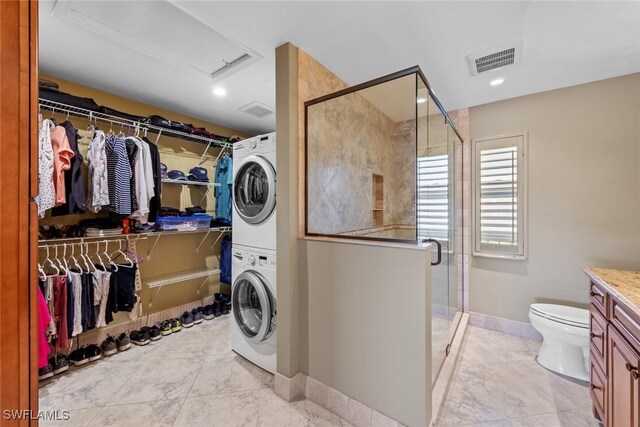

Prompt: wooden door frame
[{"left": 0, "top": 0, "right": 39, "bottom": 424}]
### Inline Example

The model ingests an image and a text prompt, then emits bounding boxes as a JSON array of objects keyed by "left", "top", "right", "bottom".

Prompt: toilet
[{"left": 528, "top": 303, "right": 590, "bottom": 381}]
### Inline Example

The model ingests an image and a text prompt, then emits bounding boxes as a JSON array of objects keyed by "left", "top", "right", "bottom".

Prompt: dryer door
[
  {"left": 233, "top": 155, "right": 276, "bottom": 225},
  {"left": 232, "top": 271, "right": 276, "bottom": 343}
]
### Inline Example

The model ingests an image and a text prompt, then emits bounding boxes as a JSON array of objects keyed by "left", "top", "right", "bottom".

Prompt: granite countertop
[{"left": 584, "top": 267, "right": 640, "bottom": 315}]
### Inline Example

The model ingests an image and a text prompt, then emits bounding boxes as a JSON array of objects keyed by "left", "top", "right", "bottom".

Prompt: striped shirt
[{"left": 105, "top": 134, "right": 132, "bottom": 215}]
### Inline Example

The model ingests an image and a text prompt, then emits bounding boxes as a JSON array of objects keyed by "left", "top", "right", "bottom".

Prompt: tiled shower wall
[{"left": 306, "top": 90, "right": 415, "bottom": 235}]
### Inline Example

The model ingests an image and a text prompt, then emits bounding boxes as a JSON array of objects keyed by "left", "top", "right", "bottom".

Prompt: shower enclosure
[{"left": 304, "top": 66, "right": 464, "bottom": 385}]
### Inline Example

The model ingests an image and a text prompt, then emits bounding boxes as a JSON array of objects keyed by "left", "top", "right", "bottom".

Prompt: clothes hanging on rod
[
  {"left": 214, "top": 154, "right": 233, "bottom": 223},
  {"left": 36, "top": 118, "right": 162, "bottom": 223},
  {"left": 37, "top": 117, "right": 56, "bottom": 218},
  {"left": 52, "top": 120, "right": 86, "bottom": 216}
]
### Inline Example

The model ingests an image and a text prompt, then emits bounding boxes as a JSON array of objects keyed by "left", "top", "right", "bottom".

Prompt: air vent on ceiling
[
  {"left": 211, "top": 54, "right": 255, "bottom": 83},
  {"left": 467, "top": 41, "right": 522, "bottom": 76},
  {"left": 239, "top": 101, "right": 274, "bottom": 118}
]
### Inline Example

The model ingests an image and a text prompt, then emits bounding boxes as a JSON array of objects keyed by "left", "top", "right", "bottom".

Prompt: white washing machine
[
  {"left": 232, "top": 132, "right": 276, "bottom": 251},
  {"left": 231, "top": 244, "right": 276, "bottom": 373}
]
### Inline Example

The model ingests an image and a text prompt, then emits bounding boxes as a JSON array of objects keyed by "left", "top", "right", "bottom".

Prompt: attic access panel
[{"left": 52, "top": 0, "right": 261, "bottom": 82}]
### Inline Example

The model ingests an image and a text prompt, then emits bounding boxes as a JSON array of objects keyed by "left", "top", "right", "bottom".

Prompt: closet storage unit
[{"left": 36, "top": 78, "right": 239, "bottom": 380}]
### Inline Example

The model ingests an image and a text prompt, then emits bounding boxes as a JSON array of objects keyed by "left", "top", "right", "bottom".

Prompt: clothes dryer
[
  {"left": 231, "top": 244, "right": 276, "bottom": 373},
  {"left": 232, "top": 132, "right": 276, "bottom": 251}
]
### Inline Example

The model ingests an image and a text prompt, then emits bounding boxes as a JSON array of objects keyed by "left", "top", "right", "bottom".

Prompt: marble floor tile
[
  {"left": 88, "top": 399, "right": 183, "bottom": 427},
  {"left": 456, "top": 326, "right": 540, "bottom": 369},
  {"left": 174, "top": 390, "right": 260, "bottom": 427},
  {"left": 39, "top": 407, "right": 102, "bottom": 427},
  {"left": 438, "top": 326, "right": 596, "bottom": 427},
  {"left": 109, "top": 354, "right": 204, "bottom": 405},
  {"left": 189, "top": 352, "right": 266, "bottom": 397},
  {"left": 39, "top": 358, "right": 143, "bottom": 411},
  {"left": 257, "top": 388, "right": 342, "bottom": 427}
]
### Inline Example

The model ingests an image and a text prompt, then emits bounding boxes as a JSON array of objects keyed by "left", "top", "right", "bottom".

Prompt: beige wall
[
  {"left": 38, "top": 75, "right": 250, "bottom": 325},
  {"left": 469, "top": 73, "right": 640, "bottom": 323},
  {"left": 302, "top": 240, "right": 432, "bottom": 427}
]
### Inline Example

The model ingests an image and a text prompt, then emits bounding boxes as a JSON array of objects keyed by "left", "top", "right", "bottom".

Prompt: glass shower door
[{"left": 418, "top": 91, "right": 453, "bottom": 384}]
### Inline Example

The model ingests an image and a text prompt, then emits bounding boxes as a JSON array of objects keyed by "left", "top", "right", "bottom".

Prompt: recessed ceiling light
[
  {"left": 213, "top": 87, "right": 227, "bottom": 97},
  {"left": 417, "top": 98, "right": 426, "bottom": 104},
  {"left": 490, "top": 78, "right": 505, "bottom": 86}
]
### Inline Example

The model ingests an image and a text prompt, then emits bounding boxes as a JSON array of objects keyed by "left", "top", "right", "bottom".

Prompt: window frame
[{"left": 472, "top": 132, "right": 528, "bottom": 260}]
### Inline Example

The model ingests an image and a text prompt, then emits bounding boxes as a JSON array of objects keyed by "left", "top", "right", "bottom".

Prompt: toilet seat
[{"left": 530, "top": 304, "right": 589, "bottom": 329}]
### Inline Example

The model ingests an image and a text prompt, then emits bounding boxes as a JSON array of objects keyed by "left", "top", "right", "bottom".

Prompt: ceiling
[{"left": 39, "top": 1, "right": 640, "bottom": 136}]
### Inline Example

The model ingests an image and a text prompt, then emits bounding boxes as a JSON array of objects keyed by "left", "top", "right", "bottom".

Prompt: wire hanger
[
  {"left": 117, "top": 123, "right": 125, "bottom": 139},
  {"left": 102, "top": 240, "right": 118, "bottom": 271},
  {"left": 81, "top": 242, "right": 94, "bottom": 272},
  {"left": 55, "top": 245, "right": 69, "bottom": 276},
  {"left": 43, "top": 246, "right": 60, "bottom": 276},
  {"left": 69, "top": 242, "right": 83, "bottom": 272},
  {"left": 37, "top": 262, "right": 47, "bottom": 281},
  {"left": 110, "top": 240, "right": 134, "bottom": 267},
  {"left": 108, "top": 121, "right": 114, "bottom": 136}
]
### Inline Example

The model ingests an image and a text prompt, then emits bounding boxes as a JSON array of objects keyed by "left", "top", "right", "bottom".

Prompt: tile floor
[
  {"left": 437, "top": 325, "right": 600, "bottom": 427},
  {"left": 39, "top": 315, "right": 351, "bottom": 427},
  {"left": 40, "top": 317, "right": 601, "bottom": 426}
]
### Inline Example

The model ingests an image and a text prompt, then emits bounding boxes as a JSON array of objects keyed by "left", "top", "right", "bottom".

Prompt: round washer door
[
  {"left": 232, "top": 271, "right": 276, "bottom": 343},
  {"left": 233, "top": 155, "right": 276, "bottom": 225}
]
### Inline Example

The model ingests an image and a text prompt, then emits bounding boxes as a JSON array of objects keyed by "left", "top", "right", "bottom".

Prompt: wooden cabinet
[
  {"left": 608, "top": 327, "right": 640, "bottom": 426},
  {"left": 589, "top": 279, "right": 640, "bottom": 426}
]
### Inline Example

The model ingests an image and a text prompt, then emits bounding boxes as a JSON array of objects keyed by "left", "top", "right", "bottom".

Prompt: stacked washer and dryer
[{"left": 231, "top": 132, "right": 277, "bottom": 373}]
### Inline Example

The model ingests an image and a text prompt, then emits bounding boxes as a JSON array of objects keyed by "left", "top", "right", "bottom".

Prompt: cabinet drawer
[
  {"left": 590, "top": 358, "right": 607, "bottom": 425},
  {"left": 590, "top": 281, "right": 607, "bottom": 317},
  {"left": 610, "top": 297, "right": 640, "bottom": 351},
  {"left": 590, "top": 306, "right": 607, "bottom": 372}
]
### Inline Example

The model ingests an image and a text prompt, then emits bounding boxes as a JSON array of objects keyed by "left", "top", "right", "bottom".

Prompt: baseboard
[{"left": 468, "top": 311, "right": 542, "bottom": 341}]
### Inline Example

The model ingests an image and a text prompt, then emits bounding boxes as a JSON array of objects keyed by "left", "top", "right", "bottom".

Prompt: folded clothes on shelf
[
  {"left": 85, "top": 227, "right": 123, "bottom": 237},
  {"left": 185, "top": 206, "right": 206, "bottom": 215},
  {"left": 157, "top": 206, "right": 181, "bottom": 217}
]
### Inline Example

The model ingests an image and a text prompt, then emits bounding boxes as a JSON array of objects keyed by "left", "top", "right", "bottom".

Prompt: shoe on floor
[
  {"left": 68, "top": 347, "right": 90, "bottom": 367},
  {"left": 191, "top": 307, "right": 204, "bottom": 325},
  {"left": 130, "top": 329, "right": 150, "bottom": 346},
  {"left": 213, "top": 301, "right": 223, "bottom": 317},
  {"left": 52, "top": 354, "right": 69, "bottom": 375},
  {"left": 214, "top": 292, "right": 231, "bottom": 305},
  {"left": 86, "top": 344, "right": 102, "bottom": 361},
  {"left": 159, "top": 320, "right": 173, "bottom": 336},
  {"left": 170, "top": 318, "right": 182, "bottom": 333},
  {"left": 180, "top": 311, "right": 194, "bottom": 328},
  {"left": 116, "top": 332, "right": 132, "bottom": 351},
  {"left": 222, "top": 302, "right": 230, "bottom": 315},
  {"left": 144, "top": 325, "right": 162, "bottom": 341},
  {"left": 101, "top": 335, "right": 118, "bottom": 356},
  {"left": 203, "top": 304, "right": 215, "bottom": 320},
  {"left": 38, "top": 364, "right": 54, "bottom": 381}
]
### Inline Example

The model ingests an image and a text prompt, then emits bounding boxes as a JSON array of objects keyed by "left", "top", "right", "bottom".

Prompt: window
[
  {"left": 473, "top": 134, "right": 527, "bottom": 259},
  {"left": 417, "top": 155, "right": 449, "bottom": 242}
]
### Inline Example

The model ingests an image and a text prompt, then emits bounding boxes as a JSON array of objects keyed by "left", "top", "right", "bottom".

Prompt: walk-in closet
[{"left": 33, "top": 1, "right": 277, "bottom": 424}]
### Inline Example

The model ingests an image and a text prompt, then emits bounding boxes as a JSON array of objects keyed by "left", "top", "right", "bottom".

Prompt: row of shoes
[
  {"left": 38, "top": 294, "right": 232, "bottom": 380},
  {"left": 38, "top": 333, "right": 132, "bottom": 381}
]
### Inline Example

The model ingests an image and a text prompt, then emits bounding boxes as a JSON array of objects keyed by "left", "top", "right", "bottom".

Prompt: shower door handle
[{"left": 423, "top": 238, "right": 442, "bottom": 266}]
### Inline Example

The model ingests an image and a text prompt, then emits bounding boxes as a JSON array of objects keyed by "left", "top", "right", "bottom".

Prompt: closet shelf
[
  {"left": 146, "top": 267, "right": 221, "bottom": 289},
  {"left": 38, "top": 227, "right": 231, "bottom": 245},
  {"left": 38, "top": 98, "right": 233, "bottom": 149},
  {"left": 162, "top": 178, "right": 221, "bottom": 187}
]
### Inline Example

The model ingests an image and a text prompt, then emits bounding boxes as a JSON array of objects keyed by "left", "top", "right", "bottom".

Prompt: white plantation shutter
[
  {"left": 417, "top": 155, "right": 449, "bottom": 242},
  {"left": 473, "top": 135, "right": 527, "bottom": 258}
]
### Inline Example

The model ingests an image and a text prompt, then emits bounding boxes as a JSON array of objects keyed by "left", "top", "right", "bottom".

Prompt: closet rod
[{"left": 38, "top": 98, "right": 233, "bottom": 149}]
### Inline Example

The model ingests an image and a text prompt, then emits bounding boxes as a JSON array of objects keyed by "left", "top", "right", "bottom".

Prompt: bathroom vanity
[{"left": 585, "top": 268, "right": 640, "bottom": 426}]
